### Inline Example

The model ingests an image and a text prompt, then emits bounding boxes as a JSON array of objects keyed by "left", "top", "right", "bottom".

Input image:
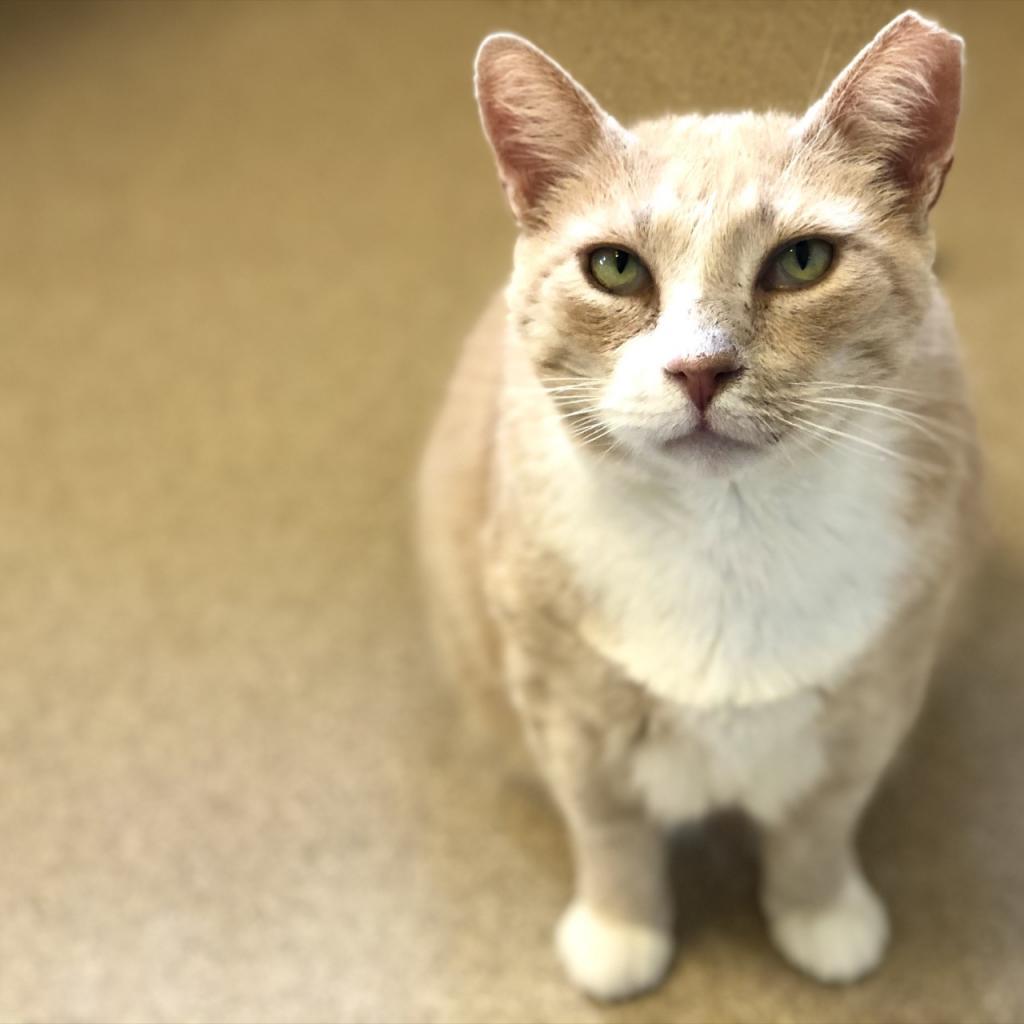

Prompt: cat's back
[
  {"left": 417, "top": 292, "right": 508, "bottom": 713},
  {"left": 419, "top": 289, "right": 506, "bottom": 502}
]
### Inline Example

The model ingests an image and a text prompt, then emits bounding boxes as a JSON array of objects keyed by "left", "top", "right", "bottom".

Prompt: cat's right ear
[{"left": 475, "top": 34, "right": 625, "bottom": 227}]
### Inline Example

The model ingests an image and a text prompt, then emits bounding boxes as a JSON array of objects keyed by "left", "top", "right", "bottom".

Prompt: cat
[{"left": 417, "top": 10, "right": 980, "bottom": 1002}]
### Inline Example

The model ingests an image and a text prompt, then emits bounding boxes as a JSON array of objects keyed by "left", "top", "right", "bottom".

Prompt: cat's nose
[{"left": 663, "top": 353, "right": 744, "bottom": 413}]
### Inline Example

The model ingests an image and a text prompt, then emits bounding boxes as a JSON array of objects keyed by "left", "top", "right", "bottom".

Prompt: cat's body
[{"left": 418, "top": 12, "right": 979, "bottom": 1000}]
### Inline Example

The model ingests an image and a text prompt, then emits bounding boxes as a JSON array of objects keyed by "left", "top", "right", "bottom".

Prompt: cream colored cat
[{"left": 418, "top": 10, "right": 980, "bottom": 1001}]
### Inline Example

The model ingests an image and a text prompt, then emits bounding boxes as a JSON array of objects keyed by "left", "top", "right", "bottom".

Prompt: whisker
[
  {"left": 559, "top": 410, "right": 604, "bottom": 423},
  {"left": 774, "top": 414, "right": 886, "bottom": 464},
  {"left": 574, "top": 424, "right": 617, "bottom": 447},
  {"left": 791, "top": 381, "right": 953, "bottom": 402},
  {"left": 505, "top": 384, "right": 604, "bottom": 396},
  {"left": 789, "top": 415, "right": 943, "bottom": 472},
  {"left": 800, "top": 397, "right": 965, "bottom": 445},
  {"left": 552, "top": 396, "right": 607, "bottom": 406}
]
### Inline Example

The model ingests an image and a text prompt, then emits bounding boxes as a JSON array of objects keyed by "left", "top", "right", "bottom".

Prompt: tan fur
[{"left": 418, "top": 10, "right": 980, "bottom": 1000}]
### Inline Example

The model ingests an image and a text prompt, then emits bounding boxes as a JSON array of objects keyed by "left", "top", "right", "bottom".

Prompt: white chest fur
[
  {"left": 630, "top": 690, "right": 825, "bottom": 825},
  {"left": 539, "top": 435, "right": 913, "bottom": 709}
]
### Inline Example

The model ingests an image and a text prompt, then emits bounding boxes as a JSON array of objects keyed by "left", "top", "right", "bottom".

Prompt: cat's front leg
[
  {"left": 756, "top": 650, "right": 934, "bottom": 984},
  {"left": 508, "top": 650, "right": 675, "bottom": 1001},
  {"left": 555, "top": 803, "right": 674, "bottom": 1001},
  {"left": 758, "top": 778, "right": 890, "bottom": 984}
]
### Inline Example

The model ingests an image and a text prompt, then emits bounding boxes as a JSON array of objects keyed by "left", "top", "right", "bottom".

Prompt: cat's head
[{"left": 475, "top": 11, "right": 962, "bottom": 472}]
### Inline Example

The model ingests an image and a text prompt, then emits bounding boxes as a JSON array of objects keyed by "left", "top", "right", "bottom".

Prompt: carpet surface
[{"left": 0, "top": 2, "right": 1021, "bottom": 1021}]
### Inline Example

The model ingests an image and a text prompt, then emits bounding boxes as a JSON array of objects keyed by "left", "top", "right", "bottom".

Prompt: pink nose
[{"left": 664, "top": 353, "right": 744, "bottom": 413}]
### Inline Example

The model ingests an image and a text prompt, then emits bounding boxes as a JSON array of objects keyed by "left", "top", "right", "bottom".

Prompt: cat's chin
[
  {"left": 659, "top": 426, "right": 763, "bottom": 467},
  {"left": 605, "top": 426, "right": 769, "bottom": 479}
]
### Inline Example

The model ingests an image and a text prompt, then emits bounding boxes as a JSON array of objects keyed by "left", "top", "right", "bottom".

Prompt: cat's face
[{"left": 476, "top": 13, "right": 962, "bottom": 472}]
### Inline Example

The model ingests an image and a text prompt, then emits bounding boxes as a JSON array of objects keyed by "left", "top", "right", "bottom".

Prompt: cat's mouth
[{"left": 662, "top": 422, "right": 760, "bottom": 456}]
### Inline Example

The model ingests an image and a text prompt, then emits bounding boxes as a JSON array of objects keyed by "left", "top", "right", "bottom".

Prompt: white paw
[
  {"left": 555, "top": 900, "right": 674, "bottom": 1001},
  {"left": 767, "top": 871, "right": 890, "bottom": 984}
]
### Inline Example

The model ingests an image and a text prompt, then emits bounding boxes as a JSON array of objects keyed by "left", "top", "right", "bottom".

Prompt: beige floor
[{"left": 0, "top": 2, "right": 1021, "bottom": 1021}]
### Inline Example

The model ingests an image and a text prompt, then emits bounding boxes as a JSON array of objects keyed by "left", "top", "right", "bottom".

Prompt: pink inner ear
[
  {"left": 475, "top": 36, "right": 613, "bottom": 223},
  {"left": 476, "top": 80, "right": 561, "bottom": 212},
  {"left": 897, "top": 31, "right": 961, "bottom": 192},
  {"left": 812, "top": 13, "right": 963, "bottom": 205}
]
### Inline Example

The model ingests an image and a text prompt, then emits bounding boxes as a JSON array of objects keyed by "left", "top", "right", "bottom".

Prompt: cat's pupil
[
  {"left": 615, "top": 249, "right": 629, "bottom": 274},
  {"left": 794, "top": 241, "right": 810, "bottom": 270}
]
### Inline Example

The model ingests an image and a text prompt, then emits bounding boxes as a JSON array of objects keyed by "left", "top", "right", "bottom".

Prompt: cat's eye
[
  {"left": 588, "top": 247, "right": 651, "bottom": 296},
  {"left": 762, "top": 238, "right": 834, "bottom": 290}
]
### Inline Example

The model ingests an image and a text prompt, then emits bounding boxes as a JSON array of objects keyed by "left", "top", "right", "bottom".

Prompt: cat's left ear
[
  {"left": 475, "top": 34, "right": 628, "bottom": 226},
  {"left": 802, "top": 11, "right": 963, "bottom": 213}
]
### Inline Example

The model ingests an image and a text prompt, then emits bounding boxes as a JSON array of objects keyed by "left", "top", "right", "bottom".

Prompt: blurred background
[{"left": 0, "top": 2, "right": 1021, "bottom": 1021}]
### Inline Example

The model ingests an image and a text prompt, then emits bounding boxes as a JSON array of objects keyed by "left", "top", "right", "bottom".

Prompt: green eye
[
  {"left": 588, "top": 247, "right": 651, "bottom": 296},
  {"left": 766, "top": 238, "right": 834, "bottom": 289}
]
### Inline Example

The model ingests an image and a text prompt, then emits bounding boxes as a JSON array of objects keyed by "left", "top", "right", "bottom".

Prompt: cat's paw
[
  {"left": 555, "top": 900, "right": 674, "bottom": 1001},
  {"left": 766, "top": 871, "right": 890, "bottom": 984}
]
